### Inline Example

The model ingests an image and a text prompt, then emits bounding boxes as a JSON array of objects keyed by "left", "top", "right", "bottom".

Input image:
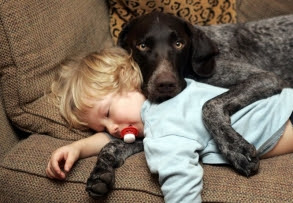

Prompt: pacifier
[{"left": 120, "top": 126, "right": 138, "bottom": 143}]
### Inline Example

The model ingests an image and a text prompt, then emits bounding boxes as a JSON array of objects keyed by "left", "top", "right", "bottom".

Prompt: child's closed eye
[{"left": 106, "top": 108, "right": 110, "bottom": 118}]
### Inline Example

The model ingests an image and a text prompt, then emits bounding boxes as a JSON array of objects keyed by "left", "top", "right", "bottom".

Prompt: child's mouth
[{"left": 120, "top": 126, "right": 138, "bottom": 143}]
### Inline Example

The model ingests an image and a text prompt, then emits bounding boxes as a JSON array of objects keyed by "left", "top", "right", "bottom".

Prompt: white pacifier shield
[{"left": 123, "top": 133, "right": 136, "bottom": 143}]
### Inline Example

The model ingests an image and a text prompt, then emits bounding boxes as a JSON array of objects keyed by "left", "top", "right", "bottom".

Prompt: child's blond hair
[{"left": 51, "top": 47, "right": 143, "bottom": 129}]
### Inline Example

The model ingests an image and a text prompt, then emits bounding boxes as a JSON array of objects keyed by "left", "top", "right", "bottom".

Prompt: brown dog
[
  {"left": 118, "top": 12, "right": 219, "bottom": 102},
  {"left": 86, "top": 12, "right": 293, "bottom": 198},
  {"left": 117, "top": 11, "right": 292, "bottom": 175}
]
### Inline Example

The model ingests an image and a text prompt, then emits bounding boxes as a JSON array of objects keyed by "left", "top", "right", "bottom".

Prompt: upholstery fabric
[
  {"left": 237, "top": 0, "right": 293, "bottom": 23},
  {"left": 0, "top": 134, "right": 163, "bottom": 202},
  {"left": 1, "top": 0, "right": 293, "bottom": 202},
  {"left": 0, "top": 0, "right": 112, "bottom": 140},
  {"left": 203, "top": 155, "right": 293, "bottom": 202},
  {"left": 108, "top": 0, "right": 237, "bottom": 43},
  {"left": 0, "top": 94, "right": 19, "bottom": 160},
  {"left": 1, "top": 134, "right": 293, "bottom": 202}
]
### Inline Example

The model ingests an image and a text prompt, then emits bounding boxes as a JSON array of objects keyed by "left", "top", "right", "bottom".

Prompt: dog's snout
[
  {"left": 155, "top": 75, "right": 177, "bottom": 93},
  {"left": 157, "top": 81, "right": 176, "bottom": 93},
  {"left": 145, "top": 58, "right": 184, "bottom": 102}
]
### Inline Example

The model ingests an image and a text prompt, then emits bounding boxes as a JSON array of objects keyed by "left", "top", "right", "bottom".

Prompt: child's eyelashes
[{"left": 106, "top": 109, "right": 110, "bottom": 118}]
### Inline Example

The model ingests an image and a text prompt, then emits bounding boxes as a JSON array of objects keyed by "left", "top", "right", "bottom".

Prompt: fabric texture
[
  {"left": 0, "top": 0, "right": 112, "bottom": 140},
  {"left": 1, "top": 134, "right": 293, "bottom": 202},
  {"left": 108, "top": 0, "right": 237, "bottom": 43},
  {"left": 0, "top": 134, "right": 163, "bottom": 202},
  {"left": 237, "top": 0, "right": 293, "bottom": 23},
  {"left": 142, "top": 79, "right": 293, "bottom": 202},
  {"left": 1, "top": 0, "right": 293, "bottom": 202},
  {"left": 0, "top": 94, "right": 19, "bottom": 160}
]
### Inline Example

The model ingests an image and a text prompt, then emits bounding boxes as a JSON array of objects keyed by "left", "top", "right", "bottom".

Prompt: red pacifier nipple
[{"left": 120, "top": 126, "right": 138, "bottom": 143}]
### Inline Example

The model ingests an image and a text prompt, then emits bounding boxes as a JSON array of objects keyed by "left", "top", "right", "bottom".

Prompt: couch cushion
[
  {"left": 0, "top": 94, "right": 19, "bottom": 160},
  {"left": 237, "top": 0, "right": 293, "bottom": 23},
  {"left": 0, "top": 134, "right": 163, "bottom": 202},
  {"left": 108, "top": 0, "right": 237, "bottom": 43},
  {"left": 1, "top": 134, "right": 293, "bottom": 202},
  {"left": 0, "top": 0, "right": 112, "bottom": 139},
  {"left": 203, "top": 156, "right": 293, "bottom": 202}
]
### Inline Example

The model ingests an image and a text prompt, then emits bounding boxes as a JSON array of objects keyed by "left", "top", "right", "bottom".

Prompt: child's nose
[{"left": 107, "top": 124, "right": 119, "bottom": 137}]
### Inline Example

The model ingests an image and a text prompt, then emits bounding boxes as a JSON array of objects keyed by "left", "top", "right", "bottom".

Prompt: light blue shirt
[{"left": 142, "top": 79, "right": 293, "bottom": 203}]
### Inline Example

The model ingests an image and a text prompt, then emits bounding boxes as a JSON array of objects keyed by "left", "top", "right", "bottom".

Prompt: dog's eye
[
  {"left": 174, "top": 41, "right": 184, "bottom": 50},
  {"left": 136, "top": 43, "right": 149, "bottom": 51}
]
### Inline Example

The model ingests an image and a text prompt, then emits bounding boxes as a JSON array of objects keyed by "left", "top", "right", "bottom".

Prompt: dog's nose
[
  {"left": 155, "top": 78, "right": 177, "bottom": 94},
  {"left": 157, "top": 81, "right": 176, "bottom": 93}
]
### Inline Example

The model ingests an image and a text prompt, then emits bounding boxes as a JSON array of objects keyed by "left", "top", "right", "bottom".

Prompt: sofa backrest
[{"left": 0, "top": 0, "right": 112, "bottom": 140}]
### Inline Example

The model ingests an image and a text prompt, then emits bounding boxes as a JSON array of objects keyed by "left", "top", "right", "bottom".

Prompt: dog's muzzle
[
  {"left": 155, "top": 74, "right": 177, "bottom": 94},
  {"left": 147, "top": 73, "right": 185, "bottom": 103},
  {"left": 145, "top": 59, "right": 185, "bottom": 103}
]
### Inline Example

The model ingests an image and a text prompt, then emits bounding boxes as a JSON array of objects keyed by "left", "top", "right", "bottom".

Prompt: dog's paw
[
  {"left": 86, "top": 167, "right": 115, "bottom": 199},
  {"left": 224, "top": 141, "right": 259, "bottom": 176}
]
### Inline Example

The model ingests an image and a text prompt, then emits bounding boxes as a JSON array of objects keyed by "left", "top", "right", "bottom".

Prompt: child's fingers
[
  {"left": 46, "top": 165, "right": 54, "bottom": 179},
  {"left": 51, "top": 156, "right": 63, "bottom": 173},
  {"left": 48, "top": 152, "right": 67, "bottom": 179},
  {"left": 46, "top": 165, "right": 62, "bottom": 179},
  {"left": 46, "top": 161, "right": 65, "bottom": 180},
  {"left": 46, "top": 146, "right": 77, "bottom": 180},
  {"left": 51, "top": 163, "right": 66, "bottom": 179},
  {"left": 64, "top": 153, "right": 76, "bottom": 172}
]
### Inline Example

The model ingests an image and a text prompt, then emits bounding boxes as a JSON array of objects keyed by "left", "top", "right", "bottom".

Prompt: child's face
[{"left": 82, "top": 91, "right": 146, "bottom": 138}]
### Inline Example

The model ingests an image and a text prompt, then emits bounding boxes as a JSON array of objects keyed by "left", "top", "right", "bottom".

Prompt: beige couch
[{"left": 1, "top": 0, "right": 293, "bottom": 202}]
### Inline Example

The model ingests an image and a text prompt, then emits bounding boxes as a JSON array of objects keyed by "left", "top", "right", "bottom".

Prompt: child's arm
[
  {"left": 46, "top": 132, "right": 110, "bottom": 180},
  {"left": 261, "top": 120, "right": 293, "bottom": 159}
]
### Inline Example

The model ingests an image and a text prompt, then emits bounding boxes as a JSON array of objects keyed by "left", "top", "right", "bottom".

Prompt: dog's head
[{"left": 118, "top": 11, "right": 218, "bottom": 103}]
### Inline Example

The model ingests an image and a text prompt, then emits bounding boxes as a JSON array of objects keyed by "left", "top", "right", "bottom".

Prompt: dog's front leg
[
  {"left": 202, "top": 71, "right": 288, "bottom": 176},
  {"left": 86, "top": 139, "right": 143, "bottom": 198}
]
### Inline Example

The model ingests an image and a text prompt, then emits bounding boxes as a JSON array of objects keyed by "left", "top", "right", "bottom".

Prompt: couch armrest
[{"left": 0, "top": 94, "right": 19, "bottom": 160}]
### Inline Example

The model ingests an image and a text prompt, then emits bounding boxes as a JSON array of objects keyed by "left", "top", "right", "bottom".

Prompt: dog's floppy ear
[
  {"left": 117, "top": 23, "right": 130, "bottom": 48},
  {"left": 117, "top": 17, "right": 139, "bottom": 49},
  {"left": 186, "top": 23, "right": 219, "bottom": 78}
]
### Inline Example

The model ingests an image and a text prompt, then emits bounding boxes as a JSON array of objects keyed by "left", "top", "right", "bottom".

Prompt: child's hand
[{"left": 46, "top": 145, "right": 80, "bottom": 180}]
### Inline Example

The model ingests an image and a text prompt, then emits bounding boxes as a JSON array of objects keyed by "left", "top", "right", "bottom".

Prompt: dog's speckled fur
[
  {"left": 86, "top": 13, "right": 293, "bottom": 198},
  {"left": 86, "top": 139, "right": 143, "bottom": 198}
]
